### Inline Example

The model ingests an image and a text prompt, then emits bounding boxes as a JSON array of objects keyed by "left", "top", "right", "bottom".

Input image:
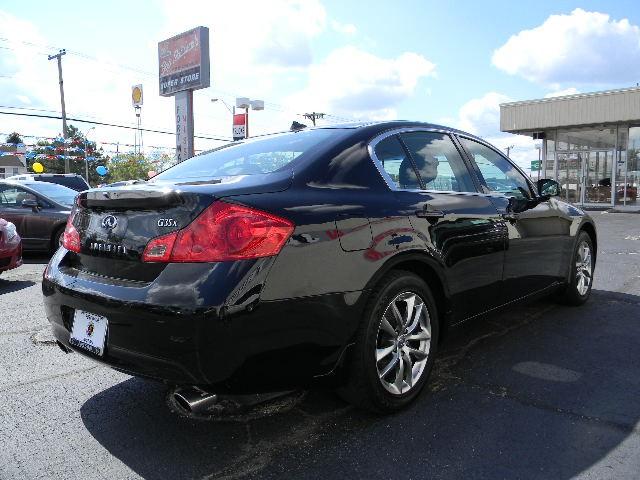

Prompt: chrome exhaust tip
[{"left": 173, "top": 387, "right": 218, "bottom": 415}]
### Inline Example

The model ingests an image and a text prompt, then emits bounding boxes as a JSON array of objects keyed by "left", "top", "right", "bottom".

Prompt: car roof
[{"left": 314, "top": 120, "right": 483, "bottom": 140}]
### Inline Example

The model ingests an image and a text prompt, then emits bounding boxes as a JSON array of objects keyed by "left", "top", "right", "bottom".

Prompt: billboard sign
[
  {"left": 158, "top": 26, "right": 210, "bottom": 96},
  {"left": 233, "top": 113, "right": 247, "bottom": 141}
]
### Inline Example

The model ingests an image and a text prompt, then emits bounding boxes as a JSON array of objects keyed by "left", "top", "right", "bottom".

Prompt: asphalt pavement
[{"left": 1, "top": 212, "right": 639, "bottom": 479}]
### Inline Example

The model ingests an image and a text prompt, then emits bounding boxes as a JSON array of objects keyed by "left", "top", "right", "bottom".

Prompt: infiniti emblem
[{"left": 101, "top": 215, "right": 118, "bottom": 230}]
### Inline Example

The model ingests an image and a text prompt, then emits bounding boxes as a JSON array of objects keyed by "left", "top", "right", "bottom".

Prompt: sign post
[
  {"left": 158, "top": 26, "right": 210, "bottom": 162},
  {"left": 175, "top": 91, "right": 194, "bottom": 163}
]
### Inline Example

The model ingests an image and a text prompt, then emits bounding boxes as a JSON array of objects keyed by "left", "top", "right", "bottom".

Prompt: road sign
[
  {"left": 531, "top": 160, "right": 541, "bottom": 171},
  {"left": 233, "top": 113, "right": 247, "bottom": 141}
]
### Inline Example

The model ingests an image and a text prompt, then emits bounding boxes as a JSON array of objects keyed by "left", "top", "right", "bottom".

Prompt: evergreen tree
[{"left": 5, "top": 132, "right": 23, "bottom": 144}]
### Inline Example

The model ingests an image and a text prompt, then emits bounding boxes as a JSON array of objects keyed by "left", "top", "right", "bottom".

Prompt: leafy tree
[
  {"left": 28, "top": 124, "right": 106, "bottom": 186},
  {"left": 105, "top": 153, "right": 154, "bottom": 183},
  {"left": 5, "top": 132, "right": 22, "bottom": 144}
]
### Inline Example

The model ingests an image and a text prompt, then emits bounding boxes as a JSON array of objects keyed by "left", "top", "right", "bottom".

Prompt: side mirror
[
  {"left": 537, "top": 179, "right": 560, "bottom": 198},
  {"left": 21, "top": 199, "right": 40, "bottom": 211}
]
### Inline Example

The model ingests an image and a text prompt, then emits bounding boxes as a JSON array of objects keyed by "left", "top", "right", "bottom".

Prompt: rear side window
[
  {"left": 373, "top": 136, "right": 420, "bottom": 189},
  {"left": 154, "top": 129, "right": 343, "bottom": 181},
  {"left": 460, "top": 137, "right": 533, "bottom": 199},
  {"left": 399, "top": 132, "right": 476, "bottom": 192}
]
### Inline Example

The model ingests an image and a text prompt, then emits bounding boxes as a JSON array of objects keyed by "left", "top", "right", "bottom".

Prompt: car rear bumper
[
  {"left": 0, "top": 241, "right": 22, "bottom": 273},
  {"left": 42, "top": 248, "right": 365, "bottom": 392}
]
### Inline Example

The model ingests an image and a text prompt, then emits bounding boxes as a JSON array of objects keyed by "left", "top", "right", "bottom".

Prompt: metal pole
[
  {"left": 245, "top": 107, "right": 249, "bottom": 138},
  {"left": 84, "top": 137, "right": 89, "bottom": 182},
  {"left": 83, "top": 126, "right": 95, "bottom": 185},
  {"left": 48, "top": 49, "right": 69, "bottom": 173}
]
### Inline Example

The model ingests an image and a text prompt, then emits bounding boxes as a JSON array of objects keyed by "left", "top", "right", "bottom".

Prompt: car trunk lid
[{"left": 64, "top": 172, "right": 292, "bottom": 282}]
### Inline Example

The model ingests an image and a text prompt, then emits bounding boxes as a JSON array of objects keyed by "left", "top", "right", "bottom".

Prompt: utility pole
[
  {"left": 303, "top": 112, "right": 325, "bottom": 126},
  {"left": 505, "top": 145, "right": 515, "bottom": 158},
  {"left": 48, "top": 49, "right": 69, "bottom": 173}
]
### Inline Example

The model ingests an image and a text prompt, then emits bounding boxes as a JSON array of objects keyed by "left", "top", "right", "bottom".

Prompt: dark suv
[
  {"left": 42, "top": 121, "right": 596, "bottom": 412},
  {"left": 7, "top": 173, "right": 89, "bottom": 192}
]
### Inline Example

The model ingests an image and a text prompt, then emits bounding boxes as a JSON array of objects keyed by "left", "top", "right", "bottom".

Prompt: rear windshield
[
  {"left": 24, "top": 182, "right": 77, "bottom": 206},
  {"left": 37, "top": 176, "right": 89, "bottom": 191},
  {"left": 153, "top": 129, "right": 343, "bottom": 181}
]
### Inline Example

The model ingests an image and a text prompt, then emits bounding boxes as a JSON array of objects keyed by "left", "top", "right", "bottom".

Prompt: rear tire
[
  {"left": 556, "top": 231, "right": 594, "bottom": 306},
  {"left": 337, "top": 270, "right": 439, "bottom": 413}
]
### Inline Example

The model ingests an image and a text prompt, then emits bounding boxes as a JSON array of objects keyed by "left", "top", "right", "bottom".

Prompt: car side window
[
  {"left": 0, "top": 186, "right": 36, "bottom": 207},
  {"left": 373, "top": 135, "right": 421, "bottom": 189},
  {"left": 460, "top": 137, "right": 533, "bottom": 199},
  {"left": 0, "top": 186, "right": 20, "bottom": 206},
  {"left": 399, "top": 132, "right": 476, "bottom": 192}
]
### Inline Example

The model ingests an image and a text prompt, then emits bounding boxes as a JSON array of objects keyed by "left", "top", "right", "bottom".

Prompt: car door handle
[{"left": 415, "top": 207, "right": 445, "bottom": 219}]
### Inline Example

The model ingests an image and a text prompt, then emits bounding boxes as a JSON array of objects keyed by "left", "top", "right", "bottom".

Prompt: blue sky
[{"left": 1, "top": 0, "right": 640, "bottom": 170}]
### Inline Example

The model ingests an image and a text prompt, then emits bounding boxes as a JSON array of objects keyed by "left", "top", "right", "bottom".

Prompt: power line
[
  {"left": 0, "top": 110, "right": 231, "bottom": 141},
  {"left": 0, "top": 39, "right": 357, "bottom": 125}
]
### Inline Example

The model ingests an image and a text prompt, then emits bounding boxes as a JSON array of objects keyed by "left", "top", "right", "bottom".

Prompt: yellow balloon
[{"left": 33, "top": 162, "right": 44, "bottom": 173}]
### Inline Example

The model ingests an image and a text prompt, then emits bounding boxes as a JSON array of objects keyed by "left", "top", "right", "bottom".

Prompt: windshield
[
  {"left": 24, "top": 182, "right": 77, "bottom": 207},
  {"left": 153, "top": 129, "right": 344, "bottom": 181}
]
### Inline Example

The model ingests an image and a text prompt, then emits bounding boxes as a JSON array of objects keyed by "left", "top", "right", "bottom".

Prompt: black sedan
[
  {"left": 42, "top": 121, "right": 596, "bottom": 413},
  {"left": 0, "top": 181, "right": 75, "bottom": 251}
]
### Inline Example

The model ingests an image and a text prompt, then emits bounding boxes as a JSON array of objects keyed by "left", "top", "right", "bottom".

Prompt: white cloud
[
  {"left": 544, "top": 87, "right": 580, "bottom": 98},
  {"left": 457, "top": 92, "right": 511, "bottom": 137},
  {"left": 492, "top": 8, "right": 640, "bottom": 84},
  {"left": 287, "top": 46, "right": 436, "bottom": 120},
  {"left": 331, "top": 20, "right": 357, "bottom": 35},
  {"left": 162, "top": 0, "right": 326, "bottom": 71},
  {"left": 454, "top": 92, "right": 539, "bottom": 173}
]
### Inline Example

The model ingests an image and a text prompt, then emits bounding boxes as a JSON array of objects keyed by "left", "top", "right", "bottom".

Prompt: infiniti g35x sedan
[{"left": 43, "top": 121, "right": 596, "bottom": 413}]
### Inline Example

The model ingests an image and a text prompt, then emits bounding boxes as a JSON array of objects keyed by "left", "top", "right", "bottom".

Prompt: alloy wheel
[
  {"left": 575, "top": 240, "right": 593, "bottom": 296},
  {"left": 375, "top": 292, "right": 431, "bottom": 395}
]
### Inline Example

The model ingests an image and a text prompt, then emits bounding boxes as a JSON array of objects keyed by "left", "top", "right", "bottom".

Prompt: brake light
[
  {"left": 62, "top": 211, "right": 81, "bottom": 253},
  {"left": 142, "top": 201, "right": 294, "bottom": 262}
]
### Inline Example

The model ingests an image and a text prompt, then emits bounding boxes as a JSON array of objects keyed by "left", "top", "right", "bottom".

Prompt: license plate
[{"left": 69, "top": 310, "right": 108, "bottom": 356}]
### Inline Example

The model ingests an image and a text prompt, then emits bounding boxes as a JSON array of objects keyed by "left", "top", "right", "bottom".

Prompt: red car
[{"left": 0, "top": 218, "right": 22, "bottom": 275}]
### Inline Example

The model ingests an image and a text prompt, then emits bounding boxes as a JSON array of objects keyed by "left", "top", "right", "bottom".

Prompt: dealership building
[{"left": 500, "top": 87, "right": 640, "bottom": 207}]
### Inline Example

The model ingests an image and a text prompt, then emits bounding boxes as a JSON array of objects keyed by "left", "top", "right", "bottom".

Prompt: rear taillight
[
  {"left": 142, "top": 201, "right": 294, "bottom": 263},
  {"left": 62, "top": 211, "right": 81, "bottom": 253}
]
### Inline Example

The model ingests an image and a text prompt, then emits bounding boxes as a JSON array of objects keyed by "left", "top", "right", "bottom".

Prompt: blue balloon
[{"left": 96, "top": 165, "right": 108, "bottom": 176}]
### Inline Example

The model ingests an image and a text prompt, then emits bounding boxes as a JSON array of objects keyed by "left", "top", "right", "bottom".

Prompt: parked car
[
  {"left": 0, "top": 218, "right": 22, "bottom": 275},
  {"left": 6, "top": 173, "right": 89, "bottom": 192},
  {"left": 42, "top": 121, "right": 597, "bottom": 413},
  {"left": 0, "top": 181, "right": 75, "bottom": 252}
]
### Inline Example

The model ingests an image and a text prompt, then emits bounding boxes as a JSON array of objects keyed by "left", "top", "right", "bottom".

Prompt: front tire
[
  {"left": 337, "top": 270, "right": 439, "bottom": 413},
  {"left": 556, "top": 231, "right": 594, "bottom": 306}
]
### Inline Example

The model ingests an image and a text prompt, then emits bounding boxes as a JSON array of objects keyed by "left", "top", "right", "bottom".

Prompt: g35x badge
[{"left": 157, "top": 218, "right": 178, "bottom": 227}]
